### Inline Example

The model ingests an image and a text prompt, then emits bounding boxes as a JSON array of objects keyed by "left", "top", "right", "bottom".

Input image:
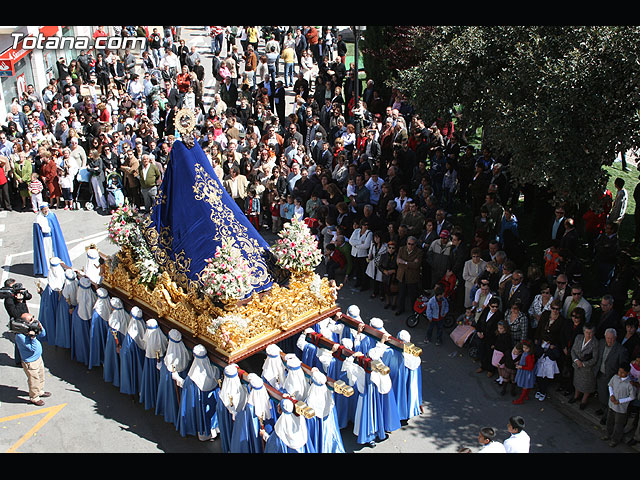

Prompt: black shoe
[
  {"left": 627, "top": 439, "right": 638, "bottom": 446},
  {"left": 579, "top": 402, "right": 588, "bottom": 410},
  {"left": 568, "top": 397, "right": 577, "bottom": 404},
  {"left": 384, "top": 303, "right": 391, "bottom": 309},
  {"left": 395, "top": 310, "right": 404, "bottom": 316},
  {"left": 595, "top": 409, "right": 604, "bottom": 416}
]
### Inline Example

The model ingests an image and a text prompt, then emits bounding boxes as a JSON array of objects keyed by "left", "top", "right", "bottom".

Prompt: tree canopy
[{"left": 391, "top": 26, "right": 640, "bottom": 208}]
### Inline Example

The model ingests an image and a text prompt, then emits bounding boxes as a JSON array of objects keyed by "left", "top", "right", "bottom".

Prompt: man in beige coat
[{"left": 395, "top": 236, "right": 423, "bottom": 316}]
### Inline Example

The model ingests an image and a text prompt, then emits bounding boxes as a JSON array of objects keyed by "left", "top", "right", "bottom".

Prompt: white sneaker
[{"left": 538, "top": 393, "right": 546, "bottom": 401}]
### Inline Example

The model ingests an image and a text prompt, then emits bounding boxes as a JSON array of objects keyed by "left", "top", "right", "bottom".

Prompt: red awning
[{"left": 39, "top": 26, "right": 60, "bottom": 37}]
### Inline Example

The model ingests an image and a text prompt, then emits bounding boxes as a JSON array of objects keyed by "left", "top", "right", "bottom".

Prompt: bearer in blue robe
[
  {"left": 216, "top": 364, "right": 248, "bottom": 453},
  {"left": 104, "top": 297, "right": 129, "bottom": 387},
  {"left": 262, "top": 343, "right": 286, "bottom": 392},
  {"left": 358, "top": 317, "right": 388, "bottom": 355},
  {"left": 55, "top": 268, "right": 77, "bottom": 349},
  {"left": 330, "top": 338, "right": 360, "bottom": 430},
  {"left": 352, "top": 346, "right": 401, "bottom": 446},
  {"left": 230, "top": 373, "right": 277, "bottom": 453},
  {"left": 119, "top": 306, "right": 146, "bottom": 396},
  {"left": 282, "top": 354, "right": 309, "bottom": 401},
  {"left": 263, "top": 398, "right": 309, "bottom": 453},
  {"left": 386, "top": 330, "right": 422, "bottom": 422},
  {"left": 88, "top": 288, "right": 111, "bottom": 369},
  {"left": 303, "top": 367, "right": 345, "bottom": 453},
  {"left": 139, "top": 319, "right": 167, "bottom": 410},
  {"left": 177, "top": 344, "right": 221, "bottom": 441},
  {"left": 296, "top": 329, "right": 321, "bottom": 370},
  {"left": 37, "top": 257, "right": 65, "bottom": 345},
  {"left": 70, "top": 276, "right": 96, "bottom": 365},
  {"left": 32, "top": 203, "right": 71, "bottom": 277},
  {"left": 155, "top": 329, "right": 192, "bottom": 427}
]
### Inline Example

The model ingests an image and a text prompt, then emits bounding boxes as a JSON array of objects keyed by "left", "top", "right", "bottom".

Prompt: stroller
[
  {"left": 405, "top": 286, "right": 456, "bottom": 329},
  {"left": 74, "top": 167, "right": 95, "bottom": 210},
  {"left": 106, "top": 172, "right": 125, "bottom": 209}
]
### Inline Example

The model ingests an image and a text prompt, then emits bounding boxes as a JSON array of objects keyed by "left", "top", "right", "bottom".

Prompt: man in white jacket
[{"left": 349, "top": 219, "right": 372, "bottom": 291}]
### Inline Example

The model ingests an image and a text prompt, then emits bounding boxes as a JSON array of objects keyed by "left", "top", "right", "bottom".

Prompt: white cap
[
  {"left": 370, "top": 317, "right": 384, "bottom": 329},
  {"left": 346, "top": 305, "right": 360, "bottom": 318}
]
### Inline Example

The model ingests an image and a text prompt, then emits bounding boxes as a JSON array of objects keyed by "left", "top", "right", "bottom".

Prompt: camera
[
  {"left": 9, "top": 316, "right": 42, "bottom": 336},
  {"left": 0, "top": 283, "right": 27, "bottom": 299}
]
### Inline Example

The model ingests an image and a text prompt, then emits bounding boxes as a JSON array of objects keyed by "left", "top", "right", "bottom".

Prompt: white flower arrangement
[
  {"left": 206, "top": 313, "right": 250, "bottom": 335},
  {"left": 200, "top": 238, "right": 253, "bottom": 302},
  {"left": 309, "top": 273, "right": 323, "bottom": 299},
  {"left": 271, "top": 218, "right": 323, "bottom": 274}
]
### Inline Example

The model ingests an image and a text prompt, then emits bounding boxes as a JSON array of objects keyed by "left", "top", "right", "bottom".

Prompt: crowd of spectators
[{"left": 2, "top": 26, "right": 640, "bottom": 445}]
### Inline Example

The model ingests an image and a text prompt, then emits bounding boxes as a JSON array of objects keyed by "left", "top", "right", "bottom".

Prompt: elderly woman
[
  {"left": 506, "top": 300, "right": 528, "bottom": 347},
  {"left": 570, "top": 323, "right": 599, "bottom": 410}
]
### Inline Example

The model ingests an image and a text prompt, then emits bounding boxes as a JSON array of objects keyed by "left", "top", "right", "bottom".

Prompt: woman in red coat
[{"left": 39, "top": 151, "right": 62, "bottom": 208}]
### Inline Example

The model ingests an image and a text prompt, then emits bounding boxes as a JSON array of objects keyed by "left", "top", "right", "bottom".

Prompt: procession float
[{"left": 96, "top": 108, "right": 421, "bottom": 414}]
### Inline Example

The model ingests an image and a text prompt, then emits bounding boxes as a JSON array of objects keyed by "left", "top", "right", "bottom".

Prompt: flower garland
[
  {"left": 271, "top": 218, "right": 323, "bottom": 274},
  {"left": 200, "top": 238, "right": 253, "bottom": 302},
  {"left": 107, "top": 201, "right": 160, "bottom": 289}
]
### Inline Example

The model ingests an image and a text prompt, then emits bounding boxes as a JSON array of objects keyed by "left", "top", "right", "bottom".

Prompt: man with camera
[
  {"left": 14, "top": 312, "right": 51, "bottom": 406},
  {"left": 2, "top": 278, "right": 32, "bottom": 366}
]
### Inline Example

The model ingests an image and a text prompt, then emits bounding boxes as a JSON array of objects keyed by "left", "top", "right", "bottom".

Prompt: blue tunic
[
  {"left": 155, "top": 362, "right": 187, "bottom": 427},
  {"left": 229, "top": 401, "right": 276, "bottom": 453},
  {"left": 306, "top": 407, "right": 345, "bottom": 453},
  {"left": 139, "top": 356, "right": 162, "bottom": 410},
  {"left": 103, "top": 329, "right": 123, "bottom": 387},
  {"left": 215, "top": 398, "right": 235, "bottom": 453},
  {"left": 119, "top": 335, "right": 145, "bottom": 395},
  {"left": 70, "top": 309, "right": 91, "bottom": 366},
  {"left": 54, "top": 295, "right": 73, "bottom": 349},
  {"left": 354, "top": 372, "right": 402, "bottom": 445},
  {"left": 88, "top": 310, "right": 109, "bottom": 369},
  {"left": 331, "top": 360, "right": 358, "bottom": 430},
  {"left": 177, "top": 376, "right": 220, "bottom": 438},
  {"left": 38, "top": 286, "right": 58, "bottom": 345},
  {"left": 264, "top": 411, "right": 309, "bottom": 453},
  {"left": 32, "top": 213, "right": 71, "bottom": 277},
  {"left": 300, "top": 343, "right": 321, "bottom": 370},
  {"left": 385, "top": 349, "right": 422, "bottom": 421}
]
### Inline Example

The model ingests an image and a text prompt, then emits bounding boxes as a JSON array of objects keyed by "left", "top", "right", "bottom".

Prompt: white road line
[
  {"left": 10, "top": 230, "right": 110, "bottom": 258},
  {"left": 1, "top": 230, "right": 109, "bottom": 287}
]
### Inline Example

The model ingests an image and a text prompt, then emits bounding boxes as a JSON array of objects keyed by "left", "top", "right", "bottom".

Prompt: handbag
[
  {"left": 491, "top": 349, "right": 504, "bottom": 367},
  {"left": 389, "top": 275, "right": 399, "bottom": 294}
]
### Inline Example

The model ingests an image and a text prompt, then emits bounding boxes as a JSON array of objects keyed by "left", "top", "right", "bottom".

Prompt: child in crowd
[
  {"left": 281, "top": 195, "right": 294, "bottom": 223},
  {"left": 293, "top": 197, "right": 304, "bottom": 222},
  {"left": 492, "top": 320, "right": 512, "bottom": 387},
  {"left": 513, "top": 340, "right": 536, "bottom": 405},
  {"left": 270, "top": 195, "right": 282, "bottom": 233},
  {"left": 498, "top": 342, "right": 523, "bottom": 397},
  {"left": 245, "top": 187, "right": 261, "bottom": 230},
  {"left": 425, "top": 284, "right": 449, "bottom": 346},
  {"left": 58, "top": 166, "right": 74, "bottom": 210},
  {"left": 456, "top": 306, "right": 475, "bottom": 326},
  {"left": 29, "top": 172, "right": 44, "bottom": 212},
  {"left": 305, "top": 191, "right": 321, "bottom": 219}
]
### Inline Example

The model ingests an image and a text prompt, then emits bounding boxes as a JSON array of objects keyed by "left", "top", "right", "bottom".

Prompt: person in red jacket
[{"left": 513, "top": 340, "right": 536, "bottom": 405}]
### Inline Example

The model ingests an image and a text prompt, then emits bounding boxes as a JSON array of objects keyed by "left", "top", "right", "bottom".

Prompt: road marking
[
  {"left": 1, "top": 403, "right": 67, "bottom": 453},
  {"left": 1, "top": 230, "right": 109, "bottom": 287}
]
